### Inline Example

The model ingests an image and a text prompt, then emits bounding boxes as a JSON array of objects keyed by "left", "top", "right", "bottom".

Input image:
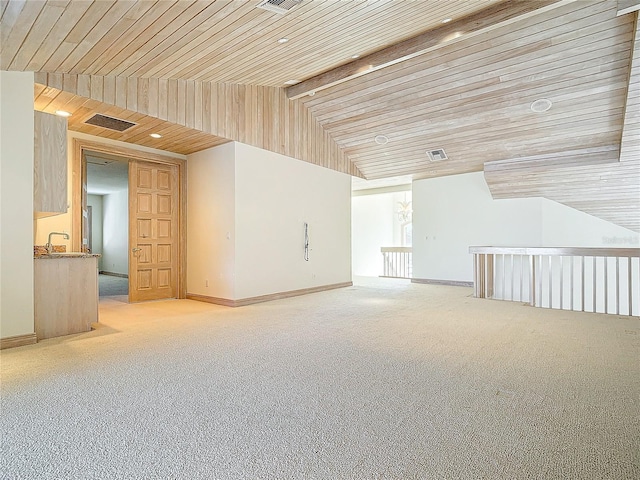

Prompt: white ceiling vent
[
  {"left": 257, "top": 0, "right": 303, "bottom": 14},
  {"left": 427, "top": 148, "right": 448, "bottom": 162}
]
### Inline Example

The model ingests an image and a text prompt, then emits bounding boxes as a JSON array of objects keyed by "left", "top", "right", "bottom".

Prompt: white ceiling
[{"left": 86, "top": 154, "right": 129, "bottom": 195}]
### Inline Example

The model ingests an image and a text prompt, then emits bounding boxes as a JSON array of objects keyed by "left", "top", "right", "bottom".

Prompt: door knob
[{"left": 132, "top": 247, "right": 142, "bottom": 253}]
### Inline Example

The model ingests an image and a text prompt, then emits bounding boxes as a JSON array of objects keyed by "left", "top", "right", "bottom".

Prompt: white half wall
[
  {"left": 186, "top": 142, "right": 352, "bottom": 301},
  {"left": 412, "top": 172, "right": 639, "bottom": 283},
  {"left": 0, "top": 71, "right": 34, "bottom": 338},
  {"left": 101, "top": 189, "right": 128, "bottom": 275},
  {"left": 187, "top": 142, "right": 236, "bottom": 300},
  {"left": 87, "top": 195, "right": 104, "bottom": 270},
  {"left": 234, "top": 142, "right": 351, "bottom": 299}
]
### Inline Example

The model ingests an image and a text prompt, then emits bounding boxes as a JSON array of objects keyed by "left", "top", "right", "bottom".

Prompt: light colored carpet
[{"left": 1, "top": 277, "right": 639, "bottom": 479}]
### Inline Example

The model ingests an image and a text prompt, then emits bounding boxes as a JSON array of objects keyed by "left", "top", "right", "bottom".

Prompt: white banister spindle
[
  {"left": 604, "top": 258, "right": 608, "bottom": 314},
  {"left": 629, "top": 256, "right": 633, "bottom": 316},
  {"left": 616, "top": 257, "right": 620, "bottom": 315},
  {"left": 380, "top": 247, "right": 412, "bottom": 280},
  {"left": 530, "top": 254, "right": 536, "bottom": 307},
  {"left": 581, "top": 256, "right": 585, "bottom": 312},
  {"left": 469, "top": 247, "right": 639, "bottom": 317},
  {"left": 593, "top": 257, "right": 597, "bottom": 313},
  {"left": 559, "top": 256, "right": 564, "bottom": 310}
]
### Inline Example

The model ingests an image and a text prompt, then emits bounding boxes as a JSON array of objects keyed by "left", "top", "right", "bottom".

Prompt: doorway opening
[
  {"left": 352, "top": 187, "right": 412, "bottom": 279},
  {"left": 72, "top": 138, "right": 187, "bottom": 303},
  {"left": 85, "top": 152, "right": 130, "bottom": 300}
]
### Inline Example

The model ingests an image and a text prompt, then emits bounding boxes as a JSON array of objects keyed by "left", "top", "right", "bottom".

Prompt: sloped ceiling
[{"left": 1, "top": 0, "right": 639, "bottom": 230}]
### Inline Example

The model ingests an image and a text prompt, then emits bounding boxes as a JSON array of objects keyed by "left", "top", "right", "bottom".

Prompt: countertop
[{"left": 34, "top": 253, "right": 101, "bottom": 259}]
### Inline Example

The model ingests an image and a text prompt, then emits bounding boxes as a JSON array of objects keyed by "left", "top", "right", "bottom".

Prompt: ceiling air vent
[
  {"left": 84, "top": 114, "right": 136, "bottom": 132},
  {"left": 257, "top": 0, "right": 303, "bottom": 14},
  {"left": 427, "top": 148, "right": 448, "bottom": 162}
]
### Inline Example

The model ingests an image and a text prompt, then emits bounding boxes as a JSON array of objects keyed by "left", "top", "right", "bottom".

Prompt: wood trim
[
  {"left": 287, "top": 0, "right": 564, "bottom": 99},
  {"left": 72, "top": 137, "right": 187, "bottom": 299},
  {"left": 411, "top": 278, "right": 474, "bottom": 287},
  {"left": 187, "top": 282, "right": 353, "bottom": 307},
  {"left": 469, "top": 246, "right": 640, "bottom": 257},
  {"left": 1, "top": 333, "right": 37, "bottom": 350},
  {"left": 179, "top": 159, "right": 187, "bottom": 299},
  {"left": 617, "top": 0, "right": 640, "bottom": 16},
  {"left": 186, "top": 294, "right": 237, "bottom": 308}
]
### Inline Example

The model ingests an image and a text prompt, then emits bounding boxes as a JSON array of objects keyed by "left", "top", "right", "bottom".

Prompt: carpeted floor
[
  {"left": 1, "top": 277, "right": 638, "bottom": 479},
  {"left": 98, "top": 274, "right": 128, "bottom": 297}
]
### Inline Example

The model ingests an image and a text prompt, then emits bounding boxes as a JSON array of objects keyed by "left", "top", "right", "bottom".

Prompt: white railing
[
  {"left": 469, "top": 247, "right": 640, "bottom": 316},
  {"left": 381, "top": 247, "right": 412, "bottom": 279}
]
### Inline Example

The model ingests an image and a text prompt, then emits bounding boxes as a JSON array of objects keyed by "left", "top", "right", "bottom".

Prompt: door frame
[{"left": 71, "top": 138, "right": 187, "bottom": 299}]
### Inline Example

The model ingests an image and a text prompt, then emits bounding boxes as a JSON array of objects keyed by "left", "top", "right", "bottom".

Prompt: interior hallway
[{"left": 1, "top": 278, "right": 638, "bottom": 479}]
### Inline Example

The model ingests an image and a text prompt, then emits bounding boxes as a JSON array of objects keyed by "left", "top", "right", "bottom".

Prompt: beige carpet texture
[{"left": 1, "top": 278, "right": 639, "bottom": 479}]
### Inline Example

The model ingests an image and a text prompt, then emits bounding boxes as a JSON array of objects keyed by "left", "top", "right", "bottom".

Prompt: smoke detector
[
  {"left": 530, "top": 98, "right": 552, "bottom": 113},
  {"left": 427, "top": 148, "right": 448, "bottom": 161},
  {"left": 257, "top": 0, "right": 303, "bottom": 14}
]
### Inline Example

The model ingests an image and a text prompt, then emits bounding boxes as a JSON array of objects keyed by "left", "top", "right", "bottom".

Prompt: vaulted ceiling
[{"left": 1, "top": 0, "right": 639, "bottom": 231}]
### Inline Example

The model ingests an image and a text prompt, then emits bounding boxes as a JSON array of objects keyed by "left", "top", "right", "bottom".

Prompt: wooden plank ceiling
[
  {"left": 0, "top": 0, "right": 499, "bottom": 85},
  {"left": 34, "top": 81, "right": 230, "bottom": 156},
  {"left": 1, "top": 0, "right": 639, "bottom": 230}
]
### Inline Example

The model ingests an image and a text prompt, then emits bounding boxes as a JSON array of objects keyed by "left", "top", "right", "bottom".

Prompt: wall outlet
[{"left": 205, "top": 279, "right": 209, "bottom": 287}]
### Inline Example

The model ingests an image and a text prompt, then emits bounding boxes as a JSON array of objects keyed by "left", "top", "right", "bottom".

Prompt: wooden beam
[
  {"left": 620, "top": 12, "right": 640, "bottom": 162},
  {"left": 286, "top": 0, "right": 567, "bottom": 99},
  {"left": 617, "top": 0, "right": 640, "bottom": 16}
]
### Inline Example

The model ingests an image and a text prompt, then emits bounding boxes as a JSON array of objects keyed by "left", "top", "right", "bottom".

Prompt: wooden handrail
[
  {"left": 469, "top": 246, "right": 639, "bottom": 257},
  {"left": 381, "top": 247, "right": 413, "bottom": 253}
]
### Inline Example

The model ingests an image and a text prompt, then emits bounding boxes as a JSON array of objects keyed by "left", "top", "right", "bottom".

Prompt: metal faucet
[{"left": 46, "top": 232, "right": 69, "bottom": 254}]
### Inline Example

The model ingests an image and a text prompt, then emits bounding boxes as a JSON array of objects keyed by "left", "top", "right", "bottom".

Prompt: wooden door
[{"left": 129, "top": 160, "right": 179, "bottom": 302}]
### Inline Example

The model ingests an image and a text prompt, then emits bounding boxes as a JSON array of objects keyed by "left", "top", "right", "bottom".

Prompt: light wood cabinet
[
  {"left": 34, "top": 255, "right": 99, "bottom": 340},
  {"left": 34, "top": 110, "right": 67, "bottom": 216}
]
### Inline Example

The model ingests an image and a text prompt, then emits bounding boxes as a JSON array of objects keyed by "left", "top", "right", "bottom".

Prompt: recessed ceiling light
[
  {"left": 530, "top": 98, "right": 552, "bottom": 113},
  {"left": 374, "top": 135, "right": 389, "bottom": 145},
  {"left": 278, "top": 37, "right": 289, "bottom": 44},
  {"left": 308, "top": 91, "right": 315, "bottom": 97},
  {"left": 150, "top": 133, "right": 162, "bottom": 139},
  {"left": 284, "top": 79, "right": 299, "bottom": 85},
  {"left": 442, "top": 18, "right": 452, "bottom": 23},
  {"left": 351, "top": 54, "right": 360, "bottom": 59},
  {"left": 55, "top": 110, "right": 72, "bottom": 117}
]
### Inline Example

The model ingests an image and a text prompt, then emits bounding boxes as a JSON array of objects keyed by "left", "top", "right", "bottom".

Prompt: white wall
[
  {"left": 0, "top": 71, "right": 35, "bottom": 338},
  {"left": 234, "top": 142, "right": 351, "bottom": 299},
  {"left": 413, "top": 172, "right": 542, "bottom": 282},
  {"left": 186, "top": 142, "right": 352, "bottom": 301},
  {"left": 540, "top": 198, "right": 639, "bottom": 247},
  {"left": 187, "top": 142, "right": 236, "bottom": 299},
  {"left": 101, "top": 189, "right": 128, "bottom": 275},
  {"left": 412, "top": 171, "right": 640, "bottom": 283},
  {"left": 87, "top": 195, "right": 104, "bottom": 270}
]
